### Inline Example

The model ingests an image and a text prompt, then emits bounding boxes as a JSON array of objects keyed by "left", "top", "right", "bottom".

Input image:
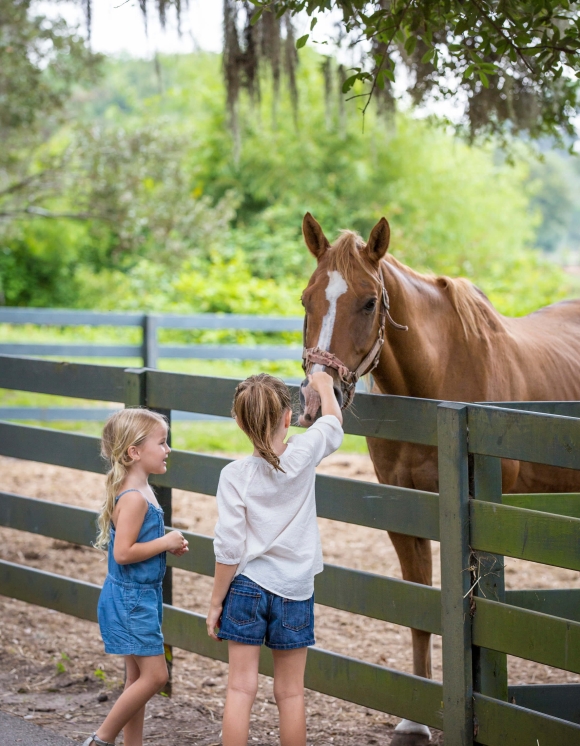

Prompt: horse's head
[{"left": 298, "top": 212, "right": 403, "bottom": 427}]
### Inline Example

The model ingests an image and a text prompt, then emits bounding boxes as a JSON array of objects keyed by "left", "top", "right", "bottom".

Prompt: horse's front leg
[{"left": 388, "top": 531, "right": 433, "bottom": 745}]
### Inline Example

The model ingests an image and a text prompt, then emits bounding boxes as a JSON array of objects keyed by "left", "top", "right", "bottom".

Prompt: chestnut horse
[{"left": 298, "top": 213, "right": 580, "bottom": 745}]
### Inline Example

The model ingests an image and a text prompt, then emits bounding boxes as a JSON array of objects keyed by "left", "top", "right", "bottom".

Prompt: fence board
[
  {"left": 0, "top": 561, "right": 444, "bottom": 729},
  {"left": 473, "top": 693, "right": 580, "bottom": 746},
  {"left": 471, "top": 500, "right": 580, "bottom": 571},
  {"left": 0, "top": 493, "right": 441, "bottom": 630},
  {"left": 473, "top": 597, "right": 580, "bottom": 674},
  {"left": 0, "top": 308, "right": 144, "bottom": 326},
  {"left": 0, "top": 356, "right": 126, "bottom": 402},
  {"left": 468, "top": 405, "right": 580, "bottom": 469},
  {"left": 506, "top": 589, "right": 580, "bottom": 623},
  {"left": 507, "top": 684, "right": 580, "bottom": 725},
  {"left": 502, "top": 493, "right": 580, "bottom": 518},
  {"left": 0, "top": 344, "right": 142, "bottom": 357},
  {"left": 146, "top": 370, "right": 439, "bottom": 445},
  {"left": 0, "top": 422, "right": 103, "bottom": 473},
  {"left": 479, "top": 401, "right": 580, "bottom": 418},
  {"left": 159, "top": 345, "right": 302, "bottom": 360}
]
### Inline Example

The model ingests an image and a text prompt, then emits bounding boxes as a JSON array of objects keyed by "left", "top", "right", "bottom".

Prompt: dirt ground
[{"left": 1, "top": 452, "right": 579, "bottom": 745}]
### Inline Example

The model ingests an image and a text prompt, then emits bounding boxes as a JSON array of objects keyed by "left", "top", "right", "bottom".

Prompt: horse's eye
[{"left": 363, "top": 298, "right": 377, "bottom": 313}]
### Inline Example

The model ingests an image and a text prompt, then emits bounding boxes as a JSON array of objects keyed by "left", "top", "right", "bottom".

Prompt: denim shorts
[
  {"left": 218, "top": 575, "right": 315, "bottom": 650},
  {"left": 97, "top": 575, "right": 164, "bottom": 657}
]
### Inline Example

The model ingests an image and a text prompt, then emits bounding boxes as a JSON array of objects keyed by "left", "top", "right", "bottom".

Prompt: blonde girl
[
  {"left": 206, "top": 371, "right": 343, "bottom": 746},
  {"left": 83, "top": 408, "right": 188, "bottom": 746}
]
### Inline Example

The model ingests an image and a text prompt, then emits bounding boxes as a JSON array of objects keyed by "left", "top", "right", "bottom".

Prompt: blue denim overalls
[{"left": 97, "top": 489, "right": 166, "bottom": 656}]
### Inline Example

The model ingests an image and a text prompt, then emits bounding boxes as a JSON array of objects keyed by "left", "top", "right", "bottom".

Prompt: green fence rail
[{"left": 1, "top": 355, "right": 580, "bottom": 745}]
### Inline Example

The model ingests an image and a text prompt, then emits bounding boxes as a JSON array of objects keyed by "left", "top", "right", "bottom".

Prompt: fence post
[
  {"left": 471, "top": 455, "right": 508, "bottom": 702},
  {"left": 438, "top": 402, "right": 473, "bottom": 746},
  {"left": 142, "top": 314, "right": 159, "bottom": 368}
]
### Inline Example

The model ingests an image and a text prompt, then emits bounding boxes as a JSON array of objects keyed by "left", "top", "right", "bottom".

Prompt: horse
[{"left": 298, "top": 213, "right": 580, "bottom": 746}]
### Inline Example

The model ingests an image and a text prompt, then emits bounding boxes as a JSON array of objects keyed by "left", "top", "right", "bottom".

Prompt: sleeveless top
[{"left": 107, "top": 489, "right": 166, "bottom": 586}]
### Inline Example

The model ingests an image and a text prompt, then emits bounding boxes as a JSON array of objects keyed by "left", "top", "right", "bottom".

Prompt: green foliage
[
  {"left": 252, "top": 0, "right": 580, "bottom": 143},
  {"left": 0, "top": 48, "right": 571, "bottom": 323}
]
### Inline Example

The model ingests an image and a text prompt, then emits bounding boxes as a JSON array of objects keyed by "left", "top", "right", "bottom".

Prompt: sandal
[{"left": 82, "top": 735, "right": 115, "bottom": 746}]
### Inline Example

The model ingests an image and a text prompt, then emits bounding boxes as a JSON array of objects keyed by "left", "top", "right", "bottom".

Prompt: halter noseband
[{"left": 301, "top": 269, "right": 408, "bottom": 409}]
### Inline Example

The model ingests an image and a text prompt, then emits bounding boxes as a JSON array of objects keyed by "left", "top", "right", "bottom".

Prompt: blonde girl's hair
[
  {"left": 232, "top": 373, "right": 292, "bottom": 472},
  {"left": 95, "top": 407, "right": 168, "bottom": 550}
]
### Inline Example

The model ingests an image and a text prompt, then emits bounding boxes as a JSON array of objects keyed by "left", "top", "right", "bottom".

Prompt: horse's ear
[
  {"left": 303, "top": 213, "right": 330, "bottom": 260},
  {"left": 366, "top": 218, "right": 390, "bottom": 262}
]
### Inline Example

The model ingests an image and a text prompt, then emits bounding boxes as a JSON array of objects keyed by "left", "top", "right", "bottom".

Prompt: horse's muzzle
[{"left": 298, "top": 378, "right": 343, "bottom": 427}]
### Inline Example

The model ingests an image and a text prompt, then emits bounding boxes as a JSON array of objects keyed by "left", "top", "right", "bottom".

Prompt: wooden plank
[
  {"left": 0, "top": 423, "right": 438, "bottom": 538},
  {"left": 0, "top": 422, "right": 104, "bottom": 472},
  {"left": 0, "top": 492, "right": 98, "bottom": 547},
  {"left": 0, "top": 308, "right": 144, "bottom": 326},
  {"left": 0, "top": 356, "right": 126, "bottom": 402},
  {"left": 482, "top": 401, "right": 580, "bottom": 418},
  {"left": 507, "top": 684, "right": 580, "bottom": 725},
  {"left": 0, "top": 407, "right": 227, "bottom": 422},
  {"left": 473, "top": 692, "right": 580, "bottom": 746},
  {"left": 0, "top": 492, "right": 441, "bottom": 630},
  {"left": 314, "top": 564, "right": 441, "bottom": 634},
  {"left": 0, "top": 560, "right": 443, "bottom": 729},
  {"left": 468, "top": 404, "right": 580, "bottom": 470},
  {"left": 159, "top": 345, "right": 302, "bottom": 360},
  {"left": 146, "top": 371, "right": 439, "bottom": 445},
  {"left": 471, "top": 500, "right": 580, "bottom": 571},
  {"left": 502, "top": 493, "right": 580, "bottom": 518},
  {"left": 438, "top": 402, "right": 473, "bottom": 746},
  {"left": 471, "top": 455, "right": 508, "bottom": 702},
  {"left": 152, "top": 450, "right": 440, "bottom": 538},
  {"left": 157, "top": 313, "right": 303, "bottom": 331},
  {"left": 473, "top": 597, "right": 580, "bottom": 675},
  {"left": 506, "top": 589, "right": 580, "bottom": 623},
  {"left": 0, "top": 344, "right": 141, "bottom": 357}
]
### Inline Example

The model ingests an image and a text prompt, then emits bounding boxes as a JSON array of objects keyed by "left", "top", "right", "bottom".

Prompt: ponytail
[{"left": 232, "top": 374, "right": 292, "bottom": 472}]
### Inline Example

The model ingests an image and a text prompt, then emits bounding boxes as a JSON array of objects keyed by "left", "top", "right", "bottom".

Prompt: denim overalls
[{"left": 97, "top": 490, "right": 166, "bottom": 656}]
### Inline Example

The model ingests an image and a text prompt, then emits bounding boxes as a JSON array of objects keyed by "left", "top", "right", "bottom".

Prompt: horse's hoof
[{"left": 390, "top": 734, "right": 431, "bottom": 746}]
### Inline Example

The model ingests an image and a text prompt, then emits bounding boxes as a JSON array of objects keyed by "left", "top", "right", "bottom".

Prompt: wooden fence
[{"left": 1, "top": 354, "right": 580, "bottom": 745}]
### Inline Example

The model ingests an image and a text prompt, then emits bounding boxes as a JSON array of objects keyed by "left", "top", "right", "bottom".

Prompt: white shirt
[{"left": 213, "top": 415, "right": 344, "bottom": 600}]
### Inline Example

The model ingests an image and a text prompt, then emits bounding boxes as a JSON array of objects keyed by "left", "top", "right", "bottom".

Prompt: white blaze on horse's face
[{"left": 312, "top": 270, "right": 348, "bottom": 372}]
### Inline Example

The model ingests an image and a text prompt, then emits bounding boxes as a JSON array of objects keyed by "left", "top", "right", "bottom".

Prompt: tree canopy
[{"left": 233, "top": 0, "right": 580, "bottom": 143}]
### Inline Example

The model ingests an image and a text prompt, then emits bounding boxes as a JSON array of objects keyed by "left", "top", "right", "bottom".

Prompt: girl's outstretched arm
[{"left": 207, "top": 562, "right": 238, "bottom": 640}]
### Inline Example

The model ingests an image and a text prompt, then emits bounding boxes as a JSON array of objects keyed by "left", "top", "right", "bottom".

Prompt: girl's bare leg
[
  {"left": 120, "top": 656, "right": 145, "bottom": 746},
  {"left": 95, "top": 654, "right": 168, "bottom": 744},
  {"left": 222, "top": 642, "right": 261, "bottom": 746},
  {"left": 272, "top": 647, "right": 308, "bottom": 746}
]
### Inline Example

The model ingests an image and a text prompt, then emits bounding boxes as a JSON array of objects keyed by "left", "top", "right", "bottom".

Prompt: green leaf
[
  {"left": 479, "top": 71, "right": 489, "bottom": 88},
  {"left": 421, "top": 47, "right": 434, "bottom": 64},
  {"left": 405, "top": 35, "right": 417, "bottom": 55},
  {"left": 342, "top": 74, "right": 360, "bottom": 93},
  {"left": 464, "top": 64, "right": 476, "bottom": 78},
  {"left": 296, "top": 34, "right": 309, "bottom": 49},
  {"left": 250, "top": 8, "right": 263, "bottom": 26},
  {"left": 310, "top": 17, "right": 318, "bottom": 30}
]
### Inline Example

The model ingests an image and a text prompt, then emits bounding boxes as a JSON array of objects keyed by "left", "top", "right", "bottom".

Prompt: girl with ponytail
[
  {"left": 84, "top": 408, "right": 188, "bottom": 746},
  {"left": 206, "top": 372, "right": 343, "bottom": 746}
]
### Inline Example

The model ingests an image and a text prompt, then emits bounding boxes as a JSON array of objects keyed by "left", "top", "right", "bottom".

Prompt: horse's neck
[{"left": 373, "top": 260, "right": 492, "bottom": 400}]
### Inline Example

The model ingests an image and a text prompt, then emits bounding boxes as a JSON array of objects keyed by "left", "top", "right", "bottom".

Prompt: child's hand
[
  {"left": 168, "top": 537, "right": 189, "bottom": 556},
  {"left": 308, "top": 371, "right": 334, "bottom": 394},
  {"left": 165, "top": 530, "right": 187, "bottom": 553},
  {"left": 206, "top": 603, "right": 223, "bottom": 641}
]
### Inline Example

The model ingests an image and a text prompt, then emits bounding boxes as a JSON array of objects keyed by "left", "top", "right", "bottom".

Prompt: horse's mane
[{"left": 326, "top": 230, "right": 504, "bottom": 339}]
